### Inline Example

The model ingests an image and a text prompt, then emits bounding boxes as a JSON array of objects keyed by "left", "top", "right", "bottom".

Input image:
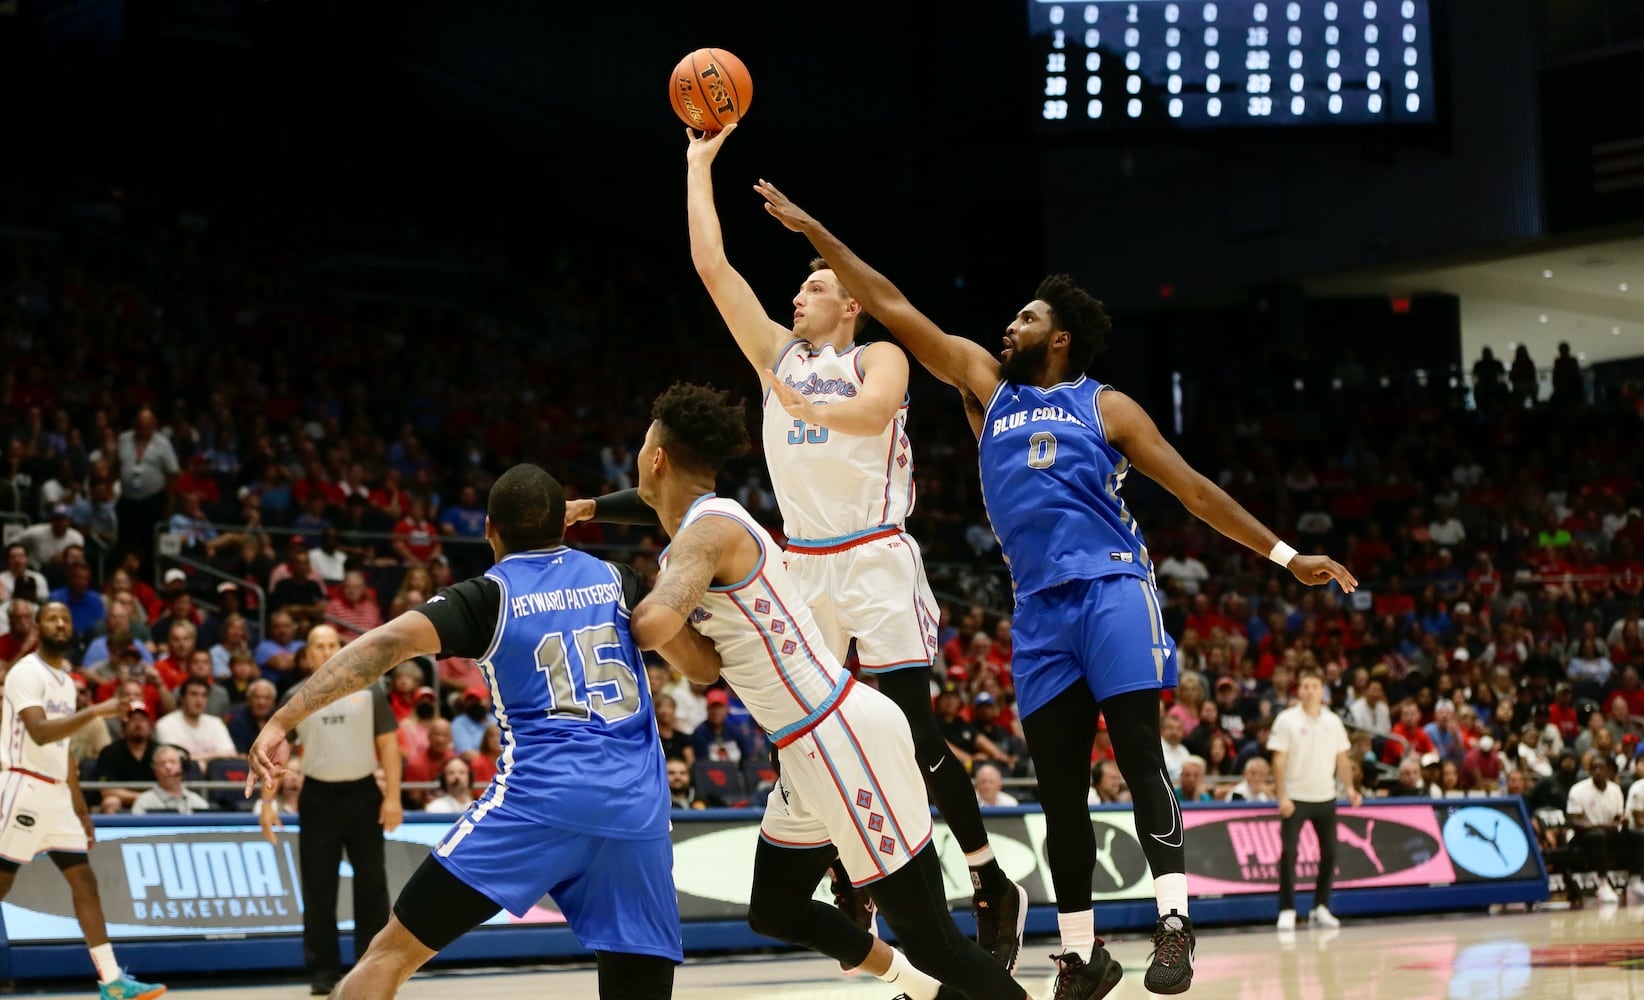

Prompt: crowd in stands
[{"left": 3, "top": 200, "right": 1643, "bottom": 823}]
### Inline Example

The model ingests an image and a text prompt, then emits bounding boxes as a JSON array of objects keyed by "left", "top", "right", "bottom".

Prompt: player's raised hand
[
  {"left": 565, "top": 498, "right": 595, "bottom": 527},
  {"left": 760, "top": 368, "right": 810, "bottom": 420},
  {"left": 754, "top": 179, "right": 815, "bottom": 233},
  {"left": 1288, "top": 554, "right": 1358, "bottom": 593},
  {"left": 685, "top": 122, "right": 737, "bottom": 166},
  {"left": 244, "top": 722, "right": 293, "bottom": 798}
]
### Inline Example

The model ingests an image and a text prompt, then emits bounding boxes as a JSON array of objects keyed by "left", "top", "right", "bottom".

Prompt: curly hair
[
  {"left": 652, "top": 382, "right": 750, "bottom": 475},
  {"left": 1035, "top": 273, "right": 1111, "bottom": 373}
]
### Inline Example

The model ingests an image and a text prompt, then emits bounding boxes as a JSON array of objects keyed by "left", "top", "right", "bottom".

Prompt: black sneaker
[
  {"left": 973, "top": 879, "right": 1028, "bottom": 972},
  {"left": 829, "top": 861, "right": 877, "bottom": 971},
  {"left": 309, "top": 976, "right": 338, "bottom": 997},
  {"left": 1050, "top": 943, "right": 1124, "bottom": 1000},
  {"left": 1144, "top": 910, "right": 1196, "bottom": 995}
]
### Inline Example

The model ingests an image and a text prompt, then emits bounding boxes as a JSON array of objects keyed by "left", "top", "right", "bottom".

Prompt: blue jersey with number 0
[
  {"left": 478, "top": 548, "right": 668, "bottom": 839},
  {"left": 978, "top": 377, "right": 1152, "bottom": 599}
]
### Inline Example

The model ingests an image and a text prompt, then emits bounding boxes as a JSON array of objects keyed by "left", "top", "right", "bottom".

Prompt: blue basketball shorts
[
  {"left": 433, "top": 804, "right": 682, "bottom": 962},
  {"left": 1010, "top": 574, "right": 1178, "bottom": 719}
]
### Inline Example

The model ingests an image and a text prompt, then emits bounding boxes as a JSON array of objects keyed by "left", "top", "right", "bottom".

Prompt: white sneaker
[
  {"left": 1597, "top": 883, "right": 1621, "bottom": 905},
  {"left": 1628, "top": 876, "right": 1644, "bottom": 906},
  {"left": 1310, "top": 905, "right": 1340, "bottom": 929},
  {"left": 1276, "top": 909, "right": 1296, "bottom": 931}
]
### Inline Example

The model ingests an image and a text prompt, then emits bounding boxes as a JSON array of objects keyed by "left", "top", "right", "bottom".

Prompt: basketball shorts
[
  {"left": 1011, "top": 574, "right": 1178, "bottom": 719},
  {"left": 760, "top": 683, "right": 934, "bottom": 886},
  {"left": 0, "top": 771, "right": 88, "bottom": 864},
  {"left": 433, "top": 804, "right": 682, "bottom": 962},
  {"left": 784, "top": 527, "right": 941, "bottom": 673}
]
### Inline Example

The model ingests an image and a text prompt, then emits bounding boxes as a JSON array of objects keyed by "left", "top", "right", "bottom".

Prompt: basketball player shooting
[{"left": 755, "top": 180, "right": 1356, "bottom": 999}]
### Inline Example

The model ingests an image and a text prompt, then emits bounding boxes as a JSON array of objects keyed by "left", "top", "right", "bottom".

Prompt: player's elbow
[{"left": 630, "top": 603, "right": 682, "bottom": 651}]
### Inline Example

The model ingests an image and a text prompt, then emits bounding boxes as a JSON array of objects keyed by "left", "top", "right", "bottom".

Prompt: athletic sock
[
  {"left": 1155, "top": 873, "right": 1189, "bottom": 921},
  {"left": 1057, "top": 909, "right": 1095, "bottom": 960},
  {"left": 89, "top": 943, "right": 119, "bottom": 984},
  {"left": 966, "top": 846, "right": 1008, "bottom": 895},
  {"left": 878, "top": 948, "right": 941, "bottom": 1000}
]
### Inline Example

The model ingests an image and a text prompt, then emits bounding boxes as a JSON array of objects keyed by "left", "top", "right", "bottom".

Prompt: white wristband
[{"left": 1269, "top": 541, "right": 1299, "bottom": 568}]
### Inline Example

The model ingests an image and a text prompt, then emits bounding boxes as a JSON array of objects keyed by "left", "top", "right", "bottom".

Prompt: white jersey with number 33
[{"left": 761, "top": 339, "right": 913, "bottom": 541}]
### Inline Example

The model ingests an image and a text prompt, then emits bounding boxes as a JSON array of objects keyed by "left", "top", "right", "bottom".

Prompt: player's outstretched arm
[
  {"left": 761, "top": 340, "right": 909, "bottom": 437},
  {"left": 245, "top": 611, "right": 441, "bottom": 795},
  {"left": 1100, "top": 390, "right": 1359, "bottom": 593},
  {"left": 686, "top": 125, "right": 791, "bottom": 372},
  {"left": 566, "top": 488, "right": 662, "bottom": 527},
  {"left": 755, "top": 179, "right": 1000, "bottom": 402},
  {"left": 17, "top": 697, "right": 121, "bottom": 747},
  {"left": 630, "top": 517, "right": 733, "bottom": 650}
]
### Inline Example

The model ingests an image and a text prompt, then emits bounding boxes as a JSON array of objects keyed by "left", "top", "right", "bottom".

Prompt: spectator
[
  {"left": 307, "top": 528, "right": 350, "bottom": 585},
  {"left": 1175, "top": 755, "right": 1213, "bottom": 804},
  {"left": 114, "top": 406, "right": 179, "bottom": 569},
  {"left": 48, "top": 560, "right": 104, "bottom": 639},
  {"left": 401, "top": 718, "right": 456, "bottom": 807},
  {"left": 66, "top": 672, "right": 114, "bottom": 763},
  {"left": 268, "top": 551, "right": 328, "bottom": 628},
  {"left": 1551, "top": 341, "right": 1584, "bottom": 407},
  {"left": 424, "top": 758, "right": 476, "bottom": 814},
  {"left": 210, "top": 614, "right": 253, "bottom": 679},
  {"left": 973, "top": 761, "right": 1018, "bottom": 808},
  {"left": 168, "top": 493, "right": 218, "bottom": 550},
  {"left": 436, "top": 653, "right": 485, "bottom": 705},
  {"left": 1161, "top": 713, "right": 1191, "bottom": 782},
  {"left": 181, "top": 649, "right": 231, "bottom": 717},
  {"left": 1570, "top": 637, "right": 1616, "bottom": 689},
  {"left": 131, "top": 746, "right": 213, "bottom": 815},
  {"left": 387, "top": 661, "right": 424, "bottom": 722},
  {"left": 1089, "top": 759, "right": 1129, "bottom": 804},
  {"left": 228, "top": 679, "right": 279, "bottom": 753},
  {"left": 0, "top": 544, "right": 48, "bottom": 607},
  {"left": 655, "top": 694, "right": 693, "bottom": 764},
  {"left": 1348, "top": 679, "right": 1391, "bottom": 734},
  {"left": 397, "top": 686, "right": 439, "bottom": 759},
  {"left": 152, "top": 621, "right": 199, "bottom": 692},
  {"left": 254, "top": 611, "right": 305, "bottom": 685},
  {"left": 1228, "top": 757, "right": 1275, "bottom": 802},
  {"left": 326, "top": 570, "right": 384, "bottom": 642},
  {"left": 1157, "top": 546, "right": 1211, "bottom": 596},
  {"left": 1461, "top": 735, "right": 1505, "bottom": 792},
  {"left": 1424, "top": 700, "right": 1465, "bottom": 763},
  {"left": 667, "top": 757, "right": 705, "bottom": 810},
  {"left": 95, "top": 700, "right": 158, "bottom": 813},
  {"left": 691, "top": 688, "right": 757, "bottom": 764},
  {"left": 391, "top": 496, "right": 442, "bottom": 567},
  {"left": 971, "top": 692, "right": 1026, "bottom": 774},
  {"left": 14, "top": 504, "right": 84, "bottom": 566},
  {"left": 1567, "top": 755, "right": 1627, "bottom": 904},
  {"left": 153, "top": 678, "right": 239, "bottom": 763},
  {"left": 450, "top": 686, "right": 491, "bottom": 755},
  {"left": 0, "top": 599, "right": 39, "bottom": 670},
  {"left": 221, "top": 649, "right": 262, "bottom": 705},
  {"left": 467, "top": 724, "right": 501, "bottom": 787}
]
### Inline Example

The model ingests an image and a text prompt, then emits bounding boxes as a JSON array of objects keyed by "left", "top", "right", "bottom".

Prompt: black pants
[
  {"left": 1572, "top": 827, "right": 1644, "bottom": 876},
  {"left": 875, "top": 668, "right": 993, "bottom": 856},
  {"left": 1279, "top": 799, "right": 1337, "bottom": 911},
  {"left": 300, "top": 775, "right": 389, "bottom": 981},
  {"left": 116, "top": 492, "right": 168, "bottom": 572}
]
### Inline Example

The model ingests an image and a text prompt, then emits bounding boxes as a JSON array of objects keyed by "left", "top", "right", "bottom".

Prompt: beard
[
  {"left": 38, "top": 632, "right": 73, "bottom": 656},
  {"left": 998, "top": 339, "right": 1051, "bottom": 384}
]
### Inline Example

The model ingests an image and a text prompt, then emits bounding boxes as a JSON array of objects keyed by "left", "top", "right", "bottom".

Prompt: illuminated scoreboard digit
[{"left": 1030, "top": 0, "right": 1436, "bottom": 128}]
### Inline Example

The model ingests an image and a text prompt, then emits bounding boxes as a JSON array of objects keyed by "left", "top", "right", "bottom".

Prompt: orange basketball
[{"left": 669, "top": 48, "right": 753, "bottom": 132}]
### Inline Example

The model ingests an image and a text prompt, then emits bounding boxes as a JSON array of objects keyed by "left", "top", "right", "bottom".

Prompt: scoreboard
[{"left": 1029, "top": 0, "right": 1437, "bottom": 129}]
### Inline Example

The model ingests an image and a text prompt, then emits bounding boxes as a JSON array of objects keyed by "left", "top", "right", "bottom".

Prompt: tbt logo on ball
[{"left": 669, "top": 48, "right": 752, "bottom": 132}]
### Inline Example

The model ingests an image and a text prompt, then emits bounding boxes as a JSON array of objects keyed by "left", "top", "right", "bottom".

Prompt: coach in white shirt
[
  {"left": 1269, "top": 668, "right": 1359, "bottom": 932},
  {"left": 1569, "top": 756, "right": 1631, "bottom": 903}
]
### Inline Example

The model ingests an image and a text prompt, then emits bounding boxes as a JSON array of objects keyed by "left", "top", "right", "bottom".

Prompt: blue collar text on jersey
[{"left": 990, "top": 404, "right": 1088, "bottom": 438}]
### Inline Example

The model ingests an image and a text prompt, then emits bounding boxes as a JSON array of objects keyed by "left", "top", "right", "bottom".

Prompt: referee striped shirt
[{"left": 281, "top": 681, "right": 396, "bottom": 783}]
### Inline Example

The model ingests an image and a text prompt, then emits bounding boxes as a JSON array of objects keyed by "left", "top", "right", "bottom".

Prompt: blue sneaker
[{"left": 100, "top": 972, "right": 166, "bottom": 1000}]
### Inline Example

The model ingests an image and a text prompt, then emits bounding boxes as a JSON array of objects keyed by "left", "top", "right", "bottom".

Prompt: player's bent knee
[
  {"left": 746, "top": 899, "right": 801, "bottom": 943},
  {"left": 360, "top": 916, "right": 436, "bottom": 971}
]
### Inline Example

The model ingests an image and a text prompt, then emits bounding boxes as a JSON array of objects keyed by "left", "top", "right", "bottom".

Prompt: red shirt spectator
[
  {"left": 393, "top": 499, "right": 442, "bottom": 565},
  {"left": 1549, "top": 693, "right": 1581, "bottom": 742},
  {"left": 326, "top": 571, "right": 383, "bottom": 642},
  {"left": 402, "top": 720, "right": 457, "bottom": 802},
  {"left": 1383, "top": 706, "right": 1436, "bottom": 765}
]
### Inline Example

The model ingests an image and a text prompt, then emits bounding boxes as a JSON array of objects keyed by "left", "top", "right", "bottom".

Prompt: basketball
[{"left": 669, "top": 48, "right": 752, "bottom": 132}]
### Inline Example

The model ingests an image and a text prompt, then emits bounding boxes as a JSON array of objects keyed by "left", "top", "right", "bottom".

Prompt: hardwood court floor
[{"left": 46, "top": 906, "right": 1644, "bottom": 999}]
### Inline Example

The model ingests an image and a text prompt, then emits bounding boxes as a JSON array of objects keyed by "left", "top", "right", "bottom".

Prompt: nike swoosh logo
[
  {"left": 1150, "top": 770, "right": 1185, "bottom": 848},
  {"left": 928, "top": 761, "right": 942, "bottom": 773}
]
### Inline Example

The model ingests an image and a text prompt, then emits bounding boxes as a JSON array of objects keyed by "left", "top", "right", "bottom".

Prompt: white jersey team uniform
[
  {"left": 664, "top": 496, "right": 932, "bottom": 884},
  {"left": 0, "top": 654, "right": 89, "bottom": 862},
  {"left": 762, "top": 338, "right": 941, "bottom": 672}
]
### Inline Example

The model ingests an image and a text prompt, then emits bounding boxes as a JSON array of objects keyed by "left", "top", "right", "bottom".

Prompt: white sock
[
  {"left": 89, "top": 943, "right": 119, "bottom": 984},
  {"left": 1156, "top": 873, "right": 1189, "bottom": 921},
  {"left": 878, "top": 949, "right": 941, "bottom": 1000},
  {"left": 964, "top": 844, "right": 996, "bottom": 867},
  {"left": 1057, "top": 909, "right": 1095, "bottom": 959}
]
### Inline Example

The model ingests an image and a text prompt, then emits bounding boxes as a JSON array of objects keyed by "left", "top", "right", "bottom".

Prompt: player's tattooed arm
[
  {"left": 631, "top": 518, "right": 732, "bottom": 650},
  {"left": 278, "top": 613, "right": 442, "bottom": 726},
  {"left": 656, "top": 622, "right": 723, "bottom": 685}
]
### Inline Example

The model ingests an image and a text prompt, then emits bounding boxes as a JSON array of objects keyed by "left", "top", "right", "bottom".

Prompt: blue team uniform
[
  {"left": 978, "top": 376, "right": 1177, "bottom": 718},
  {"left": 430, "top": 548, "right": 681, "bottom": 961}
]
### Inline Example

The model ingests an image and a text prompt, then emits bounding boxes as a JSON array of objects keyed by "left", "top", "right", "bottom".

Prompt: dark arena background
[{"left": 2, "top": 0, "right": 1644, "bottom": 997}]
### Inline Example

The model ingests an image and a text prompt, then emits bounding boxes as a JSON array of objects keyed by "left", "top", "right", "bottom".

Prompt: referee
[
  {"left": 1269, "top": 667, "right": 1360, "bottom": 933},
  {"left": 260, "top": 624, "right": 402, "bottom": 994}
]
